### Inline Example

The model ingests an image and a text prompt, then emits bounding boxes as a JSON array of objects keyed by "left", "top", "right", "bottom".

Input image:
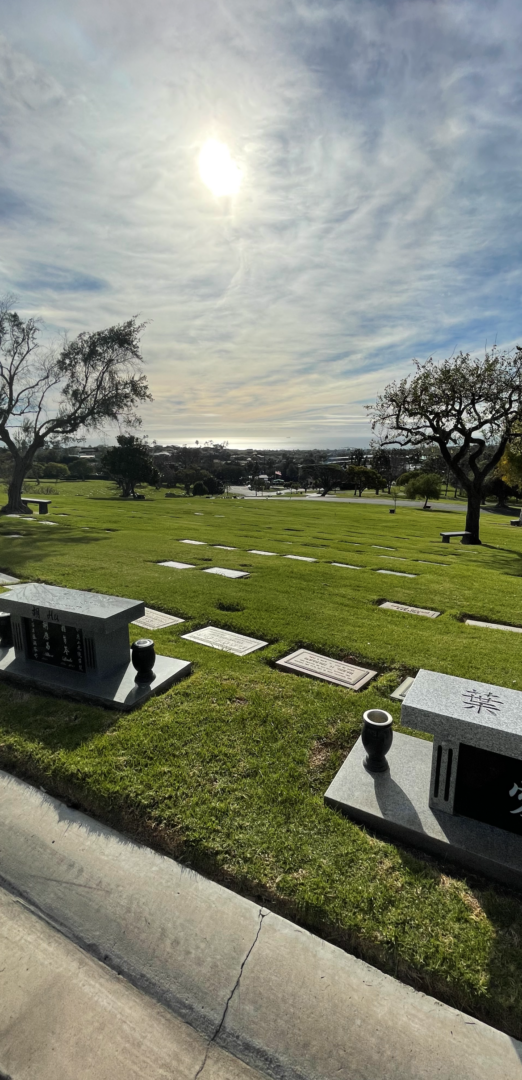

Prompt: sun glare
[{"left": 199, "top": 139, "right": 242, "bottom": 197}]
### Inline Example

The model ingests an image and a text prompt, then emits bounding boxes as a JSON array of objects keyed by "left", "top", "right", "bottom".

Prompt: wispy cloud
[{"left": 1, "top": 1, "right": 522, "bottom": 446}]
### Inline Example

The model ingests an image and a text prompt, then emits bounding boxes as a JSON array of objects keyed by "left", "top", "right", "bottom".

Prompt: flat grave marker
[
  {"left": 465, "top": 619, "right": 522, "bottom": 634},
  {"left": 284, "top": 555, "right": 316, "bottom": 562},
  {"left": 5, "top": 535, "right": 22, "bottom": 539},
  {"left": 331, "top": 563, "right": 361, "bottom": 569},
  {"left": 180, "top": 539, "right": 207, "bottom": 545},
  {"left": 248, "top": 550, "right": 278, "bottom": 556},
  {"left": 182, "top": 625, "right": 267, "bottom": 655},
  {"left": 376, "top": 569, "right": 417, "bottom": 578},
  {"left": 276, "top": 649, "right": 376, "bottom": 691},
  {"left": 0, "top": 573, "right": 20, "bottom": 584},
  {"left": 133, "top": 608, "right": 185, "bottom": 630},
  {"left": 380, "top": 602, "right": 440, "bottom": 618},
  {"left": 372, "top": 545, "right": 394, "bottom": 550},
  {"left": 203, "top": 567, "right": 250, "bottom": 578},
  {"left": 214, "top": 545, "right": 237, "bottom": 550},
  {"left": 158, "top": 561, "right": 196, "bottom": 570}
]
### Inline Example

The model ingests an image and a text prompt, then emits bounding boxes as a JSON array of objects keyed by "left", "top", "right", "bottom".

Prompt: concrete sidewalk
[
  {"left": 0, "top": 883, "right": 261, "bottom": 1080},
  {"left": 0, "top": 768, "right": 521, "bottom": 1080}
]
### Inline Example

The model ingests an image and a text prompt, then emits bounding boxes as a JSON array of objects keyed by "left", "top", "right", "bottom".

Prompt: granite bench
[
  {"left": 440, "top": 531, "right": 471, "bottom": 544},
  {"left": 21, "top": 498, "right": 51, "bottom": 515}
]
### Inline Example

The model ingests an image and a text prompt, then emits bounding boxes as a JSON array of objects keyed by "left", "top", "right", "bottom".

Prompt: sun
[{"left": 199, "top": 139, "right": 242, "bottom": 197}]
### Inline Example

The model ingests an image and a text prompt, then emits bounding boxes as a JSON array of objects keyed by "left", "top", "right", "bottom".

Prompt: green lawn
[{"left": 1, "top": 482, "right": 522, "bottom": 1035}]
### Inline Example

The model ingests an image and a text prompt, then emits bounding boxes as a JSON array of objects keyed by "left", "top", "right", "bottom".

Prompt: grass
[{"left": 1, "top": 482, "right": 522, "bottom": 1035}]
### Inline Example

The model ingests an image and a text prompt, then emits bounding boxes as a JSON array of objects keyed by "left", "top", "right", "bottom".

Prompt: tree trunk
[
  {"left": 464, "top": 489, "right": 482, "bottom": 544},
  {"left": 1, "top": 457, "right": 33, "bottom": 515}
]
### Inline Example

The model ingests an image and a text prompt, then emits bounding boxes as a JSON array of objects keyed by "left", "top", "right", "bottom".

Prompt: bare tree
[
  {"left": 367, "top": 349, "right": 522, "bottom": 543},
  {"left": 0, "top": 300, "right": 151, "bottom": 513}
]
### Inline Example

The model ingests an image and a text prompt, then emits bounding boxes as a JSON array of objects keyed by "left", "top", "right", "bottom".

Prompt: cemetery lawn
[{"left": 3, "top": 483, "right": 522, "bottom": 1035}]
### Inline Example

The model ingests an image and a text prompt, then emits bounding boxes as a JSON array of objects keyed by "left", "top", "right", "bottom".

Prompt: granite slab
[
  {"left": 390, "top": 676, "right": 415, "bottom": 701},
  {"left": 284, "top": 555, "right": 316, "bottom": 562},
  {"left": 132, "top": 608, "right": 184, "bottom": 630},
  {"left": 158, "top": 561, "right": 196, "bottom": 570},
  {"left": 0, "top": 647, "right": 191, "bottom": 711},
  {"left": 248, "top": 550, "right": 278, "bottom": 556},
  {"left": 0, "top": 584, "right": 144, "bottom": 634},
  {"left": 202, "top": 567, "right": 250, "bottom": 579},
  {"left": 402, "top": 669, "right": 522, "bottom": 758},
  {"left": 465, "top": 619, "right": 522, "bottom": 634},
  {"left": 380, "top": 602, "right": 440, "bottom": 618},
  {"left": 324, "top": 732, "right": 522, "bottom": 889},
  {"left": 214, "top": 545, "right": 237, "bottom": 550},
  {"left": 372, "top": 546, "right": 394, "bottom": 550},
  {"left": 5, "top": 535, "right": 22, "bottom": 539},
  {"left": 276, "top": 649, "right": 376, "bottom": 690},
  {"left": 376, "top": 570, "right": 417, "bottom": 578},
  {"left": 0, "top": 573, "right": 20, "bottom": 584},
  {"left": 179, "top": 539, "right": 207, "bottom": 545},
  {"left": 182, "top": 626, "right": 267, "bottom": 655},
  {"left": 331, "top": 563, "right": 361, "bottom": 569}
]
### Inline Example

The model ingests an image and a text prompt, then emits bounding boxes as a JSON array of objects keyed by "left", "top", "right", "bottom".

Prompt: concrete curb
[{"left": 0, "top": 769, "right": 521, "bottom": 1080}]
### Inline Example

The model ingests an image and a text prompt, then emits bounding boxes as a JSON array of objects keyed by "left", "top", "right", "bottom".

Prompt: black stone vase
[
  {"left": 132, "top": 638, "right": 156, "bottom": 683},
  {"left": 361, "top": 709, "right": 393, "bottom": 772},
  {"left": 0, "top": 612, "right": 12, "bottom": 648}
]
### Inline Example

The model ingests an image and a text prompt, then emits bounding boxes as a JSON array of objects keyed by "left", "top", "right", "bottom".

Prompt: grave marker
[
  {"left": 465, "top": 619, "right": 522, "bottom": 634},
  {"left": 133, "top": 608, "right": 185, "bottom": 630},
  {"left": 182, "top": 626, "right": 267, "bottom": 655},
  {"left": 325, "top": 668, "right": 522, "bottom": 888},
  {"left": 0, "top": 583, "right": 190, "bottom": 710},
  {"left": 180, "top": 539, "right": 207, "bottom": 545},
  {"left": 214, "top": 545, "right": 237, "bottom": 550},
  {"left": 158, "top": 561, "right": 196, "bottom": 570},
  {"left": 380, "top": 602, "right": 440, "bottom": 618},
  {"left": 284, "top": 555, "right": 316, "bottom": 562},
  {"left": 203, "top": 567, "right": 250, "bottom": 578},
  {"left": 331, "top": 563, "right": 361, "bottom": 569},
  {"left": 376, "top": 570, "right": 417, "bottom": 578},
  {"left": 248, "top": 550, "right": 278, "bottom": 556},
  {"left": 276, "top": 649, "right": 376, "bottom": 690}
]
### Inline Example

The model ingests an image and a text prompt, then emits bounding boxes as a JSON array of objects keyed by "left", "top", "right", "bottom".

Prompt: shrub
[{"left": 192, "top": 480, "right": 209, "bottom": 496}]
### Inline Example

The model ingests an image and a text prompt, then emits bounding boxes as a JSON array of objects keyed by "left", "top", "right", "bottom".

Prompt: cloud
[{"left": 1, "top": 1, "right": 522, "bottom": 446}]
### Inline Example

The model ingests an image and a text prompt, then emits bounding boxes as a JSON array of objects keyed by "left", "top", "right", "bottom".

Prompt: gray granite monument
[
  {"left": 0, "top": 583, "right": 191, "bottom": 710},
  {"left": 325, "top": 668, "right": 522, "bottom": 888}
]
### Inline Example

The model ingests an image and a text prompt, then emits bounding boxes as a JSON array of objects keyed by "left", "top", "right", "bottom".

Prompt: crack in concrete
[{"left": 193, "top": 907, "right": 267, "bottom": 1080}]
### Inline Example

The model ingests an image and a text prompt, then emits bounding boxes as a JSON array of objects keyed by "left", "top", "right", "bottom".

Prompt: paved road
[
  {"left": 0, "top": 770, "right": 521, "bottom": 1080},
  {"left": 228, "top": 486, "right": 513, "bottom": 516}
]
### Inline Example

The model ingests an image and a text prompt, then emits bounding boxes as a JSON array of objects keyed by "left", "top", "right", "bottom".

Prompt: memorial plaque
[
  {"left": 214, "top": 545, "right": 237, "bottom": 550},
  {"left": 372, "top": 546, "right": 394, "bottom": 550},
  {"left": 276, "top": 649, "right": 376, "bottom": 690},
  {"left": 331, "top": 563, "right": 361, "bottom": 569},
  {"left": 0, "top": 573, "right": 19, "bottom": 584},
  {"left": 202, "top": 567, "right": 250, "bottom": 578},
  {"left": 454, "top": 743, "right": 522, "bottom": 836},
  {"left": 133, "top": 608, "right": 184, "bottom": 630},
  {"left": 179, "top": 539, "right": 207, "bottom": 545},
  {"left": 158, "top": 561, "right": 196, "bottom": 569},
  {"left": 24, "top": 616, "right": 85, "bottom": 672},
  {"left": 182, "top": 626, "right": 267, "bottom": 655},
  {"left": 376, "top": 570, "right": 417, "bottom": 578},
  {"left": 248, "top": 550, "right": 277, "bottom": 556},
  {"left": 465, "top": 619, "right": 522, "bottom": 634},
  {"left": 284, "top": 555, "right": 316, "bottom": 562},
  {"left": 380, "top": 602, "right": 440, "bottom": 618}
]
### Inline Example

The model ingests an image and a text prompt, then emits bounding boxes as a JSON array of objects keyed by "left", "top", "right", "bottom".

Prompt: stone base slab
[
  {"left": 0, "top": 647, "right": 191, "bottom": 711},
  {"left": 324, "top": 731, "right": 522, "bottom": 889}
]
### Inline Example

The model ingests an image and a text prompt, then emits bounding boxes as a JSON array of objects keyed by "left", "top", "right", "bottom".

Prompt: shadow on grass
[
  {"left": 0, "top": 530, "right": 107, "bottom": 578},
  {"left": 0, "top": 681, "right": 115, "bottom": 752}
]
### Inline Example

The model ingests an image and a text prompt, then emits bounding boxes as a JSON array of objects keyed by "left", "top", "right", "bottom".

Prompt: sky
[{"left": 2, "top": 0, "right": 522, "bottom": 449}]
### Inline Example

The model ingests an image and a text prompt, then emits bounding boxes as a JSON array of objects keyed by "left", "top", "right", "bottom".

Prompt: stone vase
[
  {"left": 132, "top": 638, "right": 156, "bottom": 683},
  {"left": 361, "top": 709, "right": 393, "bottom": 772}
]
